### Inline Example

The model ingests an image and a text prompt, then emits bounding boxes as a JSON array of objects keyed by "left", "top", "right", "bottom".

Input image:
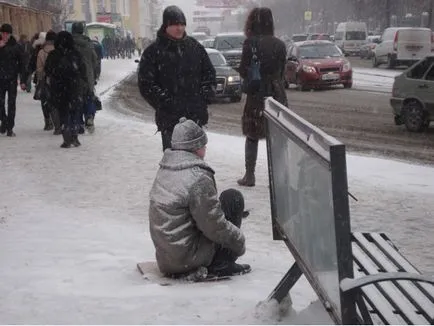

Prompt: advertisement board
[{"left": 196, "top": 0, "right": 242, "bottom": 8}]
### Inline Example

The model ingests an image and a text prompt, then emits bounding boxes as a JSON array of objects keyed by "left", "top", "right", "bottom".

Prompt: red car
[{"left": 285, "top": 40, "right": 353, "bottom": 91}]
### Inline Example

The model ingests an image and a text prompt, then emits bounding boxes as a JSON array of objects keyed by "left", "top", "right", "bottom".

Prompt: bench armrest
[{"left": 341, "top": 272, "right": 434, "bottom": 292}]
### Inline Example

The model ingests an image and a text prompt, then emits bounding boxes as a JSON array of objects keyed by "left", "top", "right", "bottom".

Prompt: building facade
[{"left": 64, "top": 0, "right": 160, "bottom": 38}]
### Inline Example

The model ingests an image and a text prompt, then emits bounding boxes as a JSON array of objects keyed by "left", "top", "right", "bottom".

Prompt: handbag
[
  {"left": 33, "top": 78, "right": 46, "bottom": 101},
  {"left": 94, "top": 94, "right": 102, "bottom": 111},
  {"left": 242, "top": 37, "right": 261, "bottom": 94}
]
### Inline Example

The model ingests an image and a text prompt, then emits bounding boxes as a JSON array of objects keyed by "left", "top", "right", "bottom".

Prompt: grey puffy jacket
[{"left": 149, "top": 150, "right": 245, "bottom": 275}]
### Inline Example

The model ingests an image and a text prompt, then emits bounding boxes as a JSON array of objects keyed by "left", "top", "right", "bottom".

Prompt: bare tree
[{"left": 27, "top": 0, "right": 74, "bottom": 31}]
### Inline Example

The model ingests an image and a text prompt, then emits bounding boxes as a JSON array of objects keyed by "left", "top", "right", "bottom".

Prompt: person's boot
[
  {"left": 85, "top": 115, "right": 95, "bottom": 134},
  {"left": 6, "top": 130, "right": 16, "bottom": 137},
  {"left": 51, "top": 109, "right": 61, "bottom": 135},
  {"left": 0, "top": 121, "right": 7, "bottom": 134},
  {"left": 208, "top": 261, "right": 251, "bottom": 277},
  {"left": 237, "top": 138, "right": 258, "bottom": 187},
  {"left": 71, "top": 135, "right": 81, "bottom": 147},
  {"left": 60, "top": 128, "right": 72, "bottom": 148}
]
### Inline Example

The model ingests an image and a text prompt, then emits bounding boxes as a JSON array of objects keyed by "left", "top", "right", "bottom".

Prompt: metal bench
[
  {"left": 342, "top": 232, "right": 434, "bottom": 324},
  {"left": 264, "top": 97, "right": 434, "bottom": 324}
]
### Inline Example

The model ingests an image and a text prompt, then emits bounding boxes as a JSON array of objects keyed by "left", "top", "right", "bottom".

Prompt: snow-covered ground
[
  {"left": 0, "top": 59, "right": 433, "bottom": 324},
  {"left": 352, "top": 67, "right": 401, "bottom": 93}
]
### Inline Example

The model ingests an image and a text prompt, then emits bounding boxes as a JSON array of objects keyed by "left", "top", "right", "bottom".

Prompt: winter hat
[
  {"left": 219, "top": 189, "right": 247, "bottom": 228},
  {"left": 33, "top": 32, "right": 46, "bottom": 48},
  {"left": 162, "top": 5, "right": 186, "bottom": 28},
  {"left": 0, "top": 23, "right": 13, "bottom": 34},
  {"left": 55, "top": 31, "right": 74, "bottom": 50},
  {"left": 171, "top": 117, "right": 207, "bottom": 152},
  {"left": 45, "top": 30, "right": 56, "bottom": 42},
  {"left": 71, "top": 22, "right": 85, "bottom": 35}
]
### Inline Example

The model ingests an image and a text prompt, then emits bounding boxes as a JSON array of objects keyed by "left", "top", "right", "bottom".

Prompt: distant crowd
[{"left": 0, "top": 22, "right": 101, "bottom": 147}]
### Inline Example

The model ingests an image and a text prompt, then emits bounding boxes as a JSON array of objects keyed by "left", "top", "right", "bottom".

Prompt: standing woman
[{"left": 237, "top": 7, "right": 288, "bottom": 187}]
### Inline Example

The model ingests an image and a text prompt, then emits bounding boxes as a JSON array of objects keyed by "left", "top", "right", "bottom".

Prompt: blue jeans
[{"left": 80, "top": 95, "right": 96, "bottom": 126}]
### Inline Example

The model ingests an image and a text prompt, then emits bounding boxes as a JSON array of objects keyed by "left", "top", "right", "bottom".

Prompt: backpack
[{"left": 242, "top": 37, "right": 261, "bottom": 94}]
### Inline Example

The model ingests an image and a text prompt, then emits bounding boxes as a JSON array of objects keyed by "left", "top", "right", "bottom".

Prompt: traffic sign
[{"left": 304, "top": 11, "right": 312, "bottom": 21}]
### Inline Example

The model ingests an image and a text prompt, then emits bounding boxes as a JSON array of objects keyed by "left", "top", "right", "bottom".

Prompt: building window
[
  {"left": 67, "top": 0, "right": 74, "bottom": 12},
  {"left": 123, "top": 0, "right": 130, "bottom": 16},
  {"left": 97, "top": 0, "right": 104, "bottom": 12},
  {"left": 81, "top": 0, "right": 91, "bottom": 22},
  {"left": 111, "top": 0, "right": 117, "bottom": 13}
]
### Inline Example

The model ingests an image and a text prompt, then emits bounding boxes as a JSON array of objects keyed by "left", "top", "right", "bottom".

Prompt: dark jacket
[
  {"left": 138, "top": 28, "right": 216, "bottom": 131},
  {"left": 72, "top": 33, "right": 98, "bottom": 93},
  {"left": 149, "top": 150, "right": 245, "bottom": 274},
  {"left": 0, "top": 36, "right": 26, "bottom": 82},
  {"left": 44, "top": 47, "right": 88, "bottom": 111},
  {"left": 238, "top": 35, "right": 288, "bottom": 139},
  {"left": 18, "top": 40, "right": 32, "bottom": 69}
]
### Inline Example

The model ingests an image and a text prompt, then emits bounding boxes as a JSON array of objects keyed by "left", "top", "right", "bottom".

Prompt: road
[{"left": 114, "top": 58, "right": 434, "bottom": 165}]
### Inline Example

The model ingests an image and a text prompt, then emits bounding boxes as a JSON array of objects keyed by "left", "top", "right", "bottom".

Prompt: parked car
[
  {"left": 360, "top": 35, "right": 381, "bottom": 59},
  {"left": 291, "top": 34, "right": 308, "bottom": 43},
  {"left": 334, "top": 21, "right": 368, "bottom": 56},
  {"left": 307, "top": 33, "right": 332, "bottom": 41},
  {"left": 206, "top": 48, "right": 242, "bottom": 102},
  {"left": 213, "top": 32, "right": 246, "bottom": 69},
  {"left": 191, "top": 32, "right": 208, "bottom": 42},
  {"left": 285, "top": 40, "right": 352, "bottom": 91},
  {"left": 390, "top": 55, "right": 434, "bottom": 132},
  {"left": 373, "top": 27, "right": 432, "bottom": 69},
  {"left": 200, "top": 38, "right": 215, "bottom": 48}
]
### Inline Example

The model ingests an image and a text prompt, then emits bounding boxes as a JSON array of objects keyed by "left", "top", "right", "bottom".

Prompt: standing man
[
  {"left": 138, "top": 5, "right": 216, "bottom": 151},
  {"left": 71, "top": 22, "right": 98, "bottom": 134},
  {"left": 0, "top": 24, "right": 26, "bottom": 137}
]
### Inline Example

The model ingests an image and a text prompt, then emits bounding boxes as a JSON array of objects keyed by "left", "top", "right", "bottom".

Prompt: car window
[
  {"left": 208, "top": 53, "right": 227, "bottom": 66},
  {"left": 407, "top": 58, "right": 434, "bottom": 79},
  {"left": 292, "top": 35, "right": 307, "bottom": 42},
  {"left": 424, "top": 64, "right": 434, "bottom": 81},
  {"left": 215, "top": 36, "right": 245, "bottom": 50},
  {"left": 345, "top": 31, "right": 366, "bottom": 40},
  {"left": 334, "top": 31, "right": 344, "bottom": 41},
  {"left": 287, "top": 46, "right": 293, "bottom": 57},
  {"left": 299, "top": 44, "right": 343, "bottom": 59}
]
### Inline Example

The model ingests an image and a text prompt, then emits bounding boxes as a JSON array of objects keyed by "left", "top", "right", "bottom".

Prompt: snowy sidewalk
[{"left": 1, "top": 59, "right": 433, "bottom": 324}]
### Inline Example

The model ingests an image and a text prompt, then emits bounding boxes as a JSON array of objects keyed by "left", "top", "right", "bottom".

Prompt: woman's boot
[
  {"left": 51, "top": 108, "right": 62, "bottom": 135},
  {"left": 237, "top": 138, "right": 258, "bottom": 187},
  {"left": 60, "top": 127, "right": 72, "bottom": 148}
]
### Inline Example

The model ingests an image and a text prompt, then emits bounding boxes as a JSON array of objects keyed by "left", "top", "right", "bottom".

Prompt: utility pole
[
  {"left": 385, "top": 0, "right": 391, "bottom": 28},
  {"left": 429, "top": 0, "right": 434, "bottom": 30}
]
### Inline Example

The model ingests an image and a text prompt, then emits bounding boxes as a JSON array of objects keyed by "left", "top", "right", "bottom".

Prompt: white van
[
  {"left": 372, "top": 27, "right": 433, "bottom": 68},
  {"left": 334, "top": 22, "right": 368, "bottom": 55}
]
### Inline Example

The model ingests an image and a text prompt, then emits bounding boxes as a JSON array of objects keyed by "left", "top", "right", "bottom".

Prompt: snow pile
[{"left": 0, "top": 58, "right": 433, "bottom": 324}]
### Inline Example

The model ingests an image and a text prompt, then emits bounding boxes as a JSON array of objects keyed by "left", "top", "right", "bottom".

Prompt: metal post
[
  {"left": 429, "top": 0, "right": 434, "bottom": 29},
  {"left": 385, "top": 0, "right": 391, "bottom": 28}
]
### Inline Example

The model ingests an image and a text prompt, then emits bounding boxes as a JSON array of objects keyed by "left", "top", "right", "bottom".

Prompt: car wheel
[
  {"left": 343, "top": 82, "right": 353, "bottom": 89},
  {"left": 394, "top": 115, "right": 404, "bottom": 125},
  {"left": 387, "top": 55, "right": 396, "bottom": 69},
  {"left": 403, "top": 100, "right": 427, "bottom": 132},
  {"left": 230, "top": 95, "right": 242, "bottom": 103},
  {"left": 296, "top": 76, "right": 308, "bottom": 91},
  {"left": 372, "top": 55, "right": 379, "bottom": 68}
]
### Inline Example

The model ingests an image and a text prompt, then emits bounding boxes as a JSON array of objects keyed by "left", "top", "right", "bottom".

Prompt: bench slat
[
  {"left": 370, "top": 233, "right": 434, "bottom": 301},
  {"left": 352, "top": 244, "right": 429, "bottom": 324},
  {"left": 354, "top": 232, "right": 434, "bottom": 321},
  {"left": 353, "top": 264, "right": 404, "bottom": 325}
]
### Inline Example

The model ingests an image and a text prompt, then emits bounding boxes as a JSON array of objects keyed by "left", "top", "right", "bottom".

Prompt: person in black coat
[
  {"left": 44, "top": 31, "right": 88, "bottom": 148},
  {"left": 0, "top": 24, "right": 27, "bottom": 137},
  {"left": 138, "top": 5, "right": 216, "bottom": 151}
]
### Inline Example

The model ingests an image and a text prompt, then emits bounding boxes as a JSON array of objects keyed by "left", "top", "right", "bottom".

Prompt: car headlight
[
  {"left": 227, "top": 75, "right": 241, "bottom": 83},
  {"left": 342, "top": 62, "right": 351, "bottom": 72},
  {"left": 302, "top": 65, "right": 316, "bottom": 73}
]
